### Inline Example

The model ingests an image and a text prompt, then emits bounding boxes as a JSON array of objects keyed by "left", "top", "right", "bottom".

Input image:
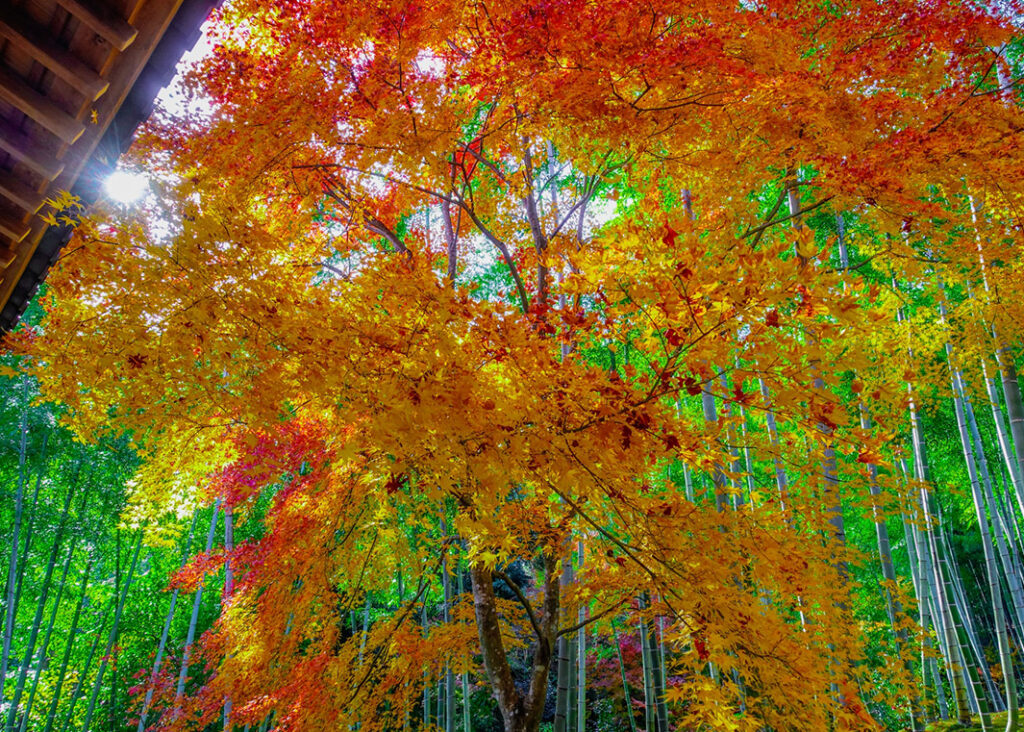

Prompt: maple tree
[{"left": 5, "top": 0, "right": 1024, "bottom": 731}]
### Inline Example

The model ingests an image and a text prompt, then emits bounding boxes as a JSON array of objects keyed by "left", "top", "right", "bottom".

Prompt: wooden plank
[
  {"left": 0, "top": 7, "right": 109, "bottom": 101},
  {"left": 0, "top": 244, "right": 15, "bottom": 269},
  {"left": 0, "top": 67, "right": 86, "bottom": 145},
  {"left": 124, "top": 0, "right": 150, "bottom": 25},
  {"left": 0, "top": 120, "right": 65, "bottom": 181},
  {"left": 56, "top": 0, "right": 138, "bottom": 52},
  {"left": 0, "top": 213, "right": 30, "bottom": 244},
  {"left": 0, "top": 172, "right": 45, "bottom": 214}
]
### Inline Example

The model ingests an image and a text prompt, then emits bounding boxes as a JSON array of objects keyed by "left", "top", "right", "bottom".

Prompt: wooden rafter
[
  {"left": 0, "top": 8, "right": 110, "bottom": 101},
  {"left": 55, "top": 0, "right": 138, "bottom": 52},
  {"left": 0, "top": 66, "right": 86, "bottom": 145},
  {"left": 0, "top": 0, "right": 219, "bottom": 333}
]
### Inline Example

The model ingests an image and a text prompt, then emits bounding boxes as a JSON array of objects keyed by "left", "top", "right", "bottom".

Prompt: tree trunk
[
  {"left": 442, "top": 202, "right": 458, "bottom": 283},
  {"left": 470, "top": 553, "right": 558, "bottom": 732}
]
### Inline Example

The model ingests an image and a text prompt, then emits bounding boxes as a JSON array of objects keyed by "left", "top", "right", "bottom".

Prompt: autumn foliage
[{"left": 9, "top": 0, "right": 1024, "bottom": 730}]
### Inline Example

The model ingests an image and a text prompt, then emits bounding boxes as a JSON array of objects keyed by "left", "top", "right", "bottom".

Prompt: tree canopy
[{"left": 4, "top": 1, "right": 1024, "bottom": 731}]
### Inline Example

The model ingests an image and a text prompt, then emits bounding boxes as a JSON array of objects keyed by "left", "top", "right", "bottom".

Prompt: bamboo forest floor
[{"left": 927, "top": 712, "right": 1011, "bottom": 731}]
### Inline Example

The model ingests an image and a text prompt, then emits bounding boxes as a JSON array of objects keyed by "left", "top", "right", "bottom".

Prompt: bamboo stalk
[
  {"left": 441, "top": 513, "right": 455, "bottom": 732},
  {"left": 5, "top": 479, "right": 76, "bottom": 732},
  {"left": 58, "top": 602, "right": 111, "bottom": 732},
  {"left": 176, "top": 500, "right": 222, "bottom": 703},
  {"left": 10, "top": 432, "right": 50, "bottom": 642},
  {"left": 554, "top": 555, "right": 574, "bottom": 732},
  {"left": 457, "top": 568, "right": 471, "bottom": 732},
  {"left": 42, "top": 559, "right": 91, "bottom": 732},
  {"left": 946, "top": 337, "right": 1006, "bottom": 724},
  {"left": 422, "top": 599, "right": 430, "bottom": 729},
  {"left": 17, "top": 538, "right": 75, "bottom": 732},
  {"left": 0, "top": 377, "right": 31, "bottom": 706},
  {"left": 638, "top": 610, "right": 654, "bottom": 732},
  {"left": 81, "top": 533, "right": 143, "bottom": 732},
  {"left": 910, "top": 398, "right": 971, "bottom": 722},
  {"left": 700, "top": 385, "right": 730, "bottom": 513},
  {"left": 576, "top": 541, "right": 587, "bottom": 732},
  {"left": 640, "top": 594, "right": 667, "bottom": 732},
  {"left": 611, "top": 622, "right": 638, "bottom": 732},
  {"left": 224, "top": 506, "right": 234, "bottom": 730},
  {"left": 860, "top": 405, "right": 923, "bottom": 729},
  {"left": 138, "top": 512, "right": 199, "bottom": 732},
  {"left": 963, "top": 397, "right": 1022, "bottom": 729}
]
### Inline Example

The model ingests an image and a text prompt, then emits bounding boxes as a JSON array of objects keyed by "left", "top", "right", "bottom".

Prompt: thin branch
[
  {"left": 556, "top": 597, "right": 630, "bottom": 638},
  {"left": 493, "top": 568, "right": 544, "bottom": 642},
  {"left": 321, "top": 183, "right": 411, "bottom": 256},
  {"left": 742, "top": 196, "right": 834, "bottom": 241},
  {"left": 928, "top": 51, "right": 1003, "bottom": 134},
  {"left": 451, "top": 193, "right": 531, "bottom": 312}
]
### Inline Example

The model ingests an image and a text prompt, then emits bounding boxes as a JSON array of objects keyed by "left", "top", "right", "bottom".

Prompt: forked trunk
[{"left": 470, "top": 553, "right": 559, "bottom": 732}]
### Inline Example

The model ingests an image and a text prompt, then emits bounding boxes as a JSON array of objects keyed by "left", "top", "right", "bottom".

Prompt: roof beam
[
  {"left": 0, "top": 212, "right": 30, "bottom": 244},
  {"left": 56, "top": 0, "right": 138, "bottom": 53},
  {"left": 0, "top": 172, "right": 46, "bottom": 214},
  {"left": 0, "top": 120, "right": 65, "bottom": 182},
  {"left": 0, "top": 8, "right": 109, "bottom": 101},
  {"left": 0, "top": 66, "right": 86, "bottom": 145}
]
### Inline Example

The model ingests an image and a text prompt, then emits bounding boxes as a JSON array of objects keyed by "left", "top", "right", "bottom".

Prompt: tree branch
[
  {"left": 494, "top": 568, "right": 544, "bottom": 642},
  {"left": 556, "top": 597, "right": 630, "bottom": 638},
  {"left": 742, "top": 195, "right": 834, "bottom": 242},
  {"left": 452, "top": 194, "right": 531, "bottom": 312},
  {"left": 321, "top": 183, "right": 411, "bottom": 256}
]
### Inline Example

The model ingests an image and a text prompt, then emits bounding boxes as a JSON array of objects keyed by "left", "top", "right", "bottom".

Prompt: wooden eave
[{"left": 0, "top": 0, "right": 220, "bottom": 332}]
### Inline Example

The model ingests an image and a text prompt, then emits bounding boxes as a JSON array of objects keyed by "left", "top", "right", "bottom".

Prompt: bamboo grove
[{"left": 3, "top": 0, "right": 1024, "bottom": 730}]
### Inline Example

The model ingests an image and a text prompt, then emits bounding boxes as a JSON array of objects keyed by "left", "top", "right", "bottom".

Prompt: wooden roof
[{"left": 0, "top": 0, "right": 219, "bottom": 331}]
